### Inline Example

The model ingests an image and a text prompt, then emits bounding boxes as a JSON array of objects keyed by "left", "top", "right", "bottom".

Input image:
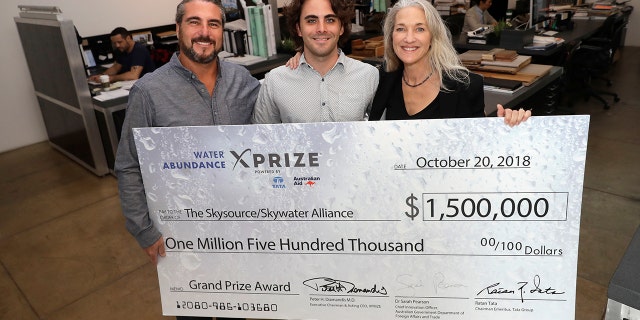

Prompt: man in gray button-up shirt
[
  {"left": 252, "top": 0, "right": 379, "bottom": 124},
  {"left": 115, "top": 0, "right": 260, "bottom": 267}
]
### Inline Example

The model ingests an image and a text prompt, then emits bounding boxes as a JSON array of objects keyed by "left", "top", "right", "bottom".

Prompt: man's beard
[
  {"left": 180, "top": 36, "right": 219, "bottom": 64},
  {"left": 117, "top": 44, "right": 129, "bottom": 53}
]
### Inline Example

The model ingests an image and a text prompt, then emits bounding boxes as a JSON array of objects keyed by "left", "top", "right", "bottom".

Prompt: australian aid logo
[{"left": 293, "top": 176, "right": 320, "bottom": 186}]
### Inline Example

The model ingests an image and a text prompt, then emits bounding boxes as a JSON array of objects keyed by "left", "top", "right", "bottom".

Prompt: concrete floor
[{"left": 0, "top": 47, "right": 639, "bottom": 320}]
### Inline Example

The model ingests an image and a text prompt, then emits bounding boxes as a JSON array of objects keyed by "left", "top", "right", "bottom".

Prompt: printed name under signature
[
  {"left": 477, "top": 274, "right": 565, "bottom": 302},
  {"left": 303, "top": 277, "right": 387, "bottom": 295}
]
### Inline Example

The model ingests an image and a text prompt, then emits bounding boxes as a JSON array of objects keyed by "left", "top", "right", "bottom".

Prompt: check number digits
[
  {"left": 178, "top": 301, "right": 278, "bottom": 312},
  {"left": 407, "top": 192, "right": 568, "bottom": 221}
]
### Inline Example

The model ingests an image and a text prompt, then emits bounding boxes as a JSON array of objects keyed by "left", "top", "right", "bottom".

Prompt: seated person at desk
[
  {"left": 89, "top": 27, "right": 155, "bottom": 83},
  {"left": 462, "top": 0, "right": 498, "bottom": 33}
]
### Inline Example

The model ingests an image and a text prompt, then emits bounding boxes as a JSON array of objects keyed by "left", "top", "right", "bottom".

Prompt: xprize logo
[{"left": 230, "top": 149, "right": 320, "bottom": 170}]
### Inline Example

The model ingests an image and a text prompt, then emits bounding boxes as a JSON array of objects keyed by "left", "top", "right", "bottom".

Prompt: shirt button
[
  {"left": 322, "top": 102, "right": 325, "bottom": 106},
  {"left": 321, "top": 78, "right": 324, "bottom": 82}
]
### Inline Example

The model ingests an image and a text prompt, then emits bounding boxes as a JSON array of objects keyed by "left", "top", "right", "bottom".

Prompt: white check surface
[{"left": 133, "top": 116, "right": 589, "bottom": 319}]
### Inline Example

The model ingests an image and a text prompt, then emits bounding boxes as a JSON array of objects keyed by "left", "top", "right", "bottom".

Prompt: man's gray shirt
[
  {"left": 115, "top": 53, "right": 260, "bottom": 248},
  {"left": 252, "top": 51, "right": 379, "bottom": 124}
]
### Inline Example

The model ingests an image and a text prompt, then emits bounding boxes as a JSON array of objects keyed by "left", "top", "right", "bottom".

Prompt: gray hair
[
  {"left": 175, "top": 0, "right": 226, "bottom": 26},
  {"left": 383, "top": 0, "right": 469, "bottom": 89}
]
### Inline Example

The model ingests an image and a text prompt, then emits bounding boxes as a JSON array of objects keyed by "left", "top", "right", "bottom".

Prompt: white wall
[
  {"left": 1, "top": 0, "right": 639, "bottom": 153},
  {"left": 0, "top": 0, "right": 177, "bottom": 153}
]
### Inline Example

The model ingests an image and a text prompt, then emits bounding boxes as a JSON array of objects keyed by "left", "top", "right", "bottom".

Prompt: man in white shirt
[
  {"left": 462, "top": 0, "right": 498, "bottom": 33},
  {"left": 252, "top": 0, "right": 379, "bottom": 124}
]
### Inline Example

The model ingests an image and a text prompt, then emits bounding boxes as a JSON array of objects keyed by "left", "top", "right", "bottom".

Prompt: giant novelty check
[{"left": 133, "top": 116, "right": 589, "bottom": 319}]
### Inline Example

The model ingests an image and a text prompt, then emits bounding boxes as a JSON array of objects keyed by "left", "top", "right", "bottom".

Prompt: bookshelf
[{"left": 222, "top": 0, "right": 282, "bottom": 58}]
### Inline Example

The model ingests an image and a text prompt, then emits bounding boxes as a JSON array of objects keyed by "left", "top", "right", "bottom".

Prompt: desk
[
  {"left": 93, "top": 96, "right": 127, "bottom": 173},
  {"left": 454, "top": 20, "right": 603, "bottom": 63},
  {"left": 604, "top": 226, "right": 640, "bottom": 319},
  {"left": 243, "top": 54, "right": 291, "bottom": 78},
  {"left": 483, "top": 66, "right": 563, "bottom": 115}
]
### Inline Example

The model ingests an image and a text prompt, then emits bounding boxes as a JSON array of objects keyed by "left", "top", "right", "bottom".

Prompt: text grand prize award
[{"left": 133, "top": 116, "right": 589, "bottom": 319}]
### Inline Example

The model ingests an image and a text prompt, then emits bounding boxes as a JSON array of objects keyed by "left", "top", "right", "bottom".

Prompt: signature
[
  {"left": 396, "top": 273, "right": 466, "bottom": 295},
  {"left": 477, "top": 275, "right": 565, "bottom": 302},
  {"left": 433, "top": 272, "right": 467, "bottom": 294},
  {"left": 396, "top": 274, "right": 424, "bottom": 295},
  {"left": 303, "top": 277, "right": 387, "bottom": 295}
]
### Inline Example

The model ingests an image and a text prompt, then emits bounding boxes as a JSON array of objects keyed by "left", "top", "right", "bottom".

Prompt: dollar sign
[{"left": 405, "top": 193, "right": 419, "bottom": 220}]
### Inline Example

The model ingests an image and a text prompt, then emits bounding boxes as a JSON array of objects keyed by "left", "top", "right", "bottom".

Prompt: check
[{"left": 133, "top": 116, "right": 589, "bottom": 319}]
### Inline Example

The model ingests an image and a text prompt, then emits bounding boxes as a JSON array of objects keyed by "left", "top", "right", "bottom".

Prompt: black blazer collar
[{"left": 372, "top": 67, "right": 466, "bottom": 120}]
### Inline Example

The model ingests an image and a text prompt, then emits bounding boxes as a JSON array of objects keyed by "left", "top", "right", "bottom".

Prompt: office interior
[{"left": 1, "top": 0, "right": 639, "bottom": 318}]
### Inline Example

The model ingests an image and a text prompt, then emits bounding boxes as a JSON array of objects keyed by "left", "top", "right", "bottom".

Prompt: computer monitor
[
  {"left": 81, "top": 47, "right": 97, "bottom": 68},
  {"left": 530, "top": 0, "right": 550, "bottom": 28}
]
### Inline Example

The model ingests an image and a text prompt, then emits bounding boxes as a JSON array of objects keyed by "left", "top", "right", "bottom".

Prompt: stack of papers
[
  {"left": 117, "top": 80, "right": 137, "bottom": 90},
  {"left": 483, "top": 77, "right": 524, "bottom": 94},
  {"left": 466, "top": 27, "right": 494, "bottom": 44},
  {"left": 222, "top": 54, "right": 267, "bottom": 66},
  {"left": 93, "top": 89, "right": 129, "bottom": 101},
  {"left": 481, "top": 55, "right": 532, "bottom": 68},
  {"left": 459, "top": 49, "right": 531, "bottom": 74},
  {"left": 524, "top": 36, "right": 565, "bottom": 50},
  {"left": 475, "top": 64, "right": 553, "bottom": 86}
]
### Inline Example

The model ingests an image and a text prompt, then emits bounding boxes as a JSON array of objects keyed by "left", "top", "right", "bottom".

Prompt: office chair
[
  {"left": 566, "top": 12, "right": 627, "bottom": 109},
  {"left": 445, "top": 14, "right": 466, "bottom": 37}
]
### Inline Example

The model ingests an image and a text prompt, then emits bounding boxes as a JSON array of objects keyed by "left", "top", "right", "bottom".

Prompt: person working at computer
[
  {"left": 89, "top": 27, "right": 155, "bottom": 83},
  {"left": 462, "top": 0, "right": 498, "bottom": 33},
  {"left": 251, "top": 0, "right": 379, "bottom": 123}
]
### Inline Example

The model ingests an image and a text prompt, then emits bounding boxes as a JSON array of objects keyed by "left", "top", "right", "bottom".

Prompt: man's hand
[
  {"left": 497, "top": 104, "right": 532, "bottom": 127},
  {"left": 144, "top": 237, "right": 166, "bottom": 265},
  {"left": 88, "top": 74, "right": 102, "bottom": 82}
]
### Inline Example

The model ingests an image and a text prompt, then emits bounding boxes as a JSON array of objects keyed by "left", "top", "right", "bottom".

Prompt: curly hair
[
  {"left": 383, "top": 0, "right": 469, "bottom": 90},
  {"left": 283, "top": 0, "right": 354, "bottom": 49}
]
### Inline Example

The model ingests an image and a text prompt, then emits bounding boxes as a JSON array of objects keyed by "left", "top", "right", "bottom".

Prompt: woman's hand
[
  {"left": 497, "top": 104, "right": 531, "bottom": 127},
  {"left": 286, "top": 51, "right": 302, "bottom": 69}
]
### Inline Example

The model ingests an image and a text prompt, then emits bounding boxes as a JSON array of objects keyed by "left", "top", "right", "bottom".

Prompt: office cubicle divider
[{"left": 15, "top": 9, "right": 109, "bottom": 176}]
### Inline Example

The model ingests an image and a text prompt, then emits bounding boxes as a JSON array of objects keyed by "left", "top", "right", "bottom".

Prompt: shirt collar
[
  {"left": 169, "top": 52, "right": 222, "bottom": 81},
  {"left": 300, "top": 49, "right": 346, "bottom": 73}
]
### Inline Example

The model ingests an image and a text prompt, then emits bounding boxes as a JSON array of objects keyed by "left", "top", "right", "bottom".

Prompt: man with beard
[
  {"left": 114, "top": 1, "right": 258, "bottom": 318},
  {"left": 88, "top": 27, "right": 155, "bottom": 83}
]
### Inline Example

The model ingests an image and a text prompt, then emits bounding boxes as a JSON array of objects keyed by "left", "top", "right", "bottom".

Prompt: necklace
[{"left": 402, "top": 70, "right": 434, "bottom": 88}]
